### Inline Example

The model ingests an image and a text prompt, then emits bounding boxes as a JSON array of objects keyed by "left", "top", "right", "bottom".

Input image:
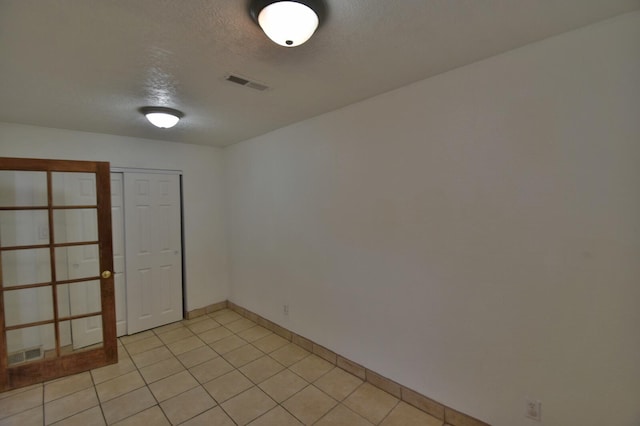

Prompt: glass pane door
[{"left": 0, "top": 158, "right": 116, "bottom": 391}]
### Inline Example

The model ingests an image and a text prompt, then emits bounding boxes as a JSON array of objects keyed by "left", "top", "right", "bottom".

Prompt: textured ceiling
[{"left": 0, "top": 0, "right": 638, "bottom": 147}]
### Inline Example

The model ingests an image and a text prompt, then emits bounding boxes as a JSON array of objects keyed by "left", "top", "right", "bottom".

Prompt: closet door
[
  {"left": 110, "top": 173, "right": 127, "bottom": 336},
  {"left": 125, "top": 173, "right": 182, "bottom": 334}
]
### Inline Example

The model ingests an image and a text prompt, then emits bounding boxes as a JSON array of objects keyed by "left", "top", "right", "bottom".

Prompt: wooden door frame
[{"left": 0, "top": 157, "right": 117, "bottom": 392}]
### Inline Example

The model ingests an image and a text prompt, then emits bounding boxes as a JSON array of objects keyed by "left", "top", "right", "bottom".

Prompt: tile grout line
[
  {"left": 150, "top": 318, "right": 216, "bottom": 425},
  {"left": 140, "top": 328, "right": 214, "bottom": 424},
  {"left": 123, "top": 314, "right": 258, "bottom": 425},
  {"left": 216, "top": 313, "right": 357, "bottom": 426},
  {"left": 220, "top": 301, "right": 489, "bottom": 426},
  {"left": 164, "top": 316, "right": 234, "bottom": 425},
  {"left": 184, "top": 313, "right": 330, "bottom": 425},
  {"left": 41, "top": 372, "right": 99, "bottom": 425},
  {"left": 218, "top": 318, "right": 363, "bottom": 426},
  {"left": 88, "top": 364, "right": 108, "bottom": 426},
  {"left": 119, "top": 329, "right": 203, "bottom": 425},
  {"left": 312, "top": 371, "right": 371, "bottom": 425},
  {"left": 376, "top": 398, "right": 401, "bottom": 425},
  {"left": 5, "top": 309, "right": 442, "bottom": 426},
  {"left": 205, "top": 315, "right": 272, "bottom": 425},
  {"left": 198, "top": 312, "right": 264, "bottom": 425},
  {"left": 112, "top": 336, "right": 168, "bottom": 425}
]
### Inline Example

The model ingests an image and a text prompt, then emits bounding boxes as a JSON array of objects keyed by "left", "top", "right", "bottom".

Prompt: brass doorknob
[{"left": 101, "top": 270, "right": 112, "bottom": 279}]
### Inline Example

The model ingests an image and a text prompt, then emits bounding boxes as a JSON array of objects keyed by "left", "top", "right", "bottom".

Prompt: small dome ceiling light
[
  {"left": 140, "top": 106, "right": 184, "bottom": 129},
  {"left": 249, "top": 0, "right": 326, "bottom": 47}
]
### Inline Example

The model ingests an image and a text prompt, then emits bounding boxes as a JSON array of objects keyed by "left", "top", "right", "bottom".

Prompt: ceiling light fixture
[
  {"left": 140, "top": 106, "right": 184, "bottom": 129},
  {"left": 249, "top": 0, "right": 326, "bottom": 47}
]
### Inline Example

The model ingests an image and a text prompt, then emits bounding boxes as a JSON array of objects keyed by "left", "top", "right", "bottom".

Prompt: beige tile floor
[{"left": 0, "top": 309, "right": 443, "bottom": 426}]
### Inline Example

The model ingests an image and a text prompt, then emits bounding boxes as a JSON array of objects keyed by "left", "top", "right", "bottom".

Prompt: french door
[{"left": 0, "top": 157, "right": 117, "bottom": 391}]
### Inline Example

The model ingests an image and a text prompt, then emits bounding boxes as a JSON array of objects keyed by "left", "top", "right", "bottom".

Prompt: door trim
[{"left": 111, "top": 167, "right": 182, "bottom": 175}]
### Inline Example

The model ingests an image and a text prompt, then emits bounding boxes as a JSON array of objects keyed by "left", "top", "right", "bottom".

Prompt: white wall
[
  {"left": 225, "top": 12, "right": 640, "bottom": 426},
  {"left": 0, "top": 123, "right": 230, "bottom": 311}
]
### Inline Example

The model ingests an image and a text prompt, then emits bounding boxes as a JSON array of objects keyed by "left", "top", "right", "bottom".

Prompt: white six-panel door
[
  {"left": 124, "top": 172, "right": 182, "bottom": 334},
  {"left": 110, "top": 174, "right": 127, "bottom": 337}
]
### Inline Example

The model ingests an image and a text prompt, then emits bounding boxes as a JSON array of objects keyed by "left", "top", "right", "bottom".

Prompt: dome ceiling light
[
  {"left": 249, "top": 0, "right": 326, "bottom": 47},
  {"left": 140, "top": 106, "right": 184, "bottom": 129}
]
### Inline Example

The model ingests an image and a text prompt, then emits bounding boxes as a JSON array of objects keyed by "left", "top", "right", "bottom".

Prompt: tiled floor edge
[
  {"left": 224, "top": 300, "right": 491, "bottom": 426},
  {"left": 184, "top": 300, "right": 228, "bottom": 319}
]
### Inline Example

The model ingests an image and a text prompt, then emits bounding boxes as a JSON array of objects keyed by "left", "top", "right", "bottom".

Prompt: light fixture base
[
  {"left": 139, "top": 106, "right": 184, "bottom": 129},
  {"left": 249, "top": 0, "right": 326, "bottom": 23}
]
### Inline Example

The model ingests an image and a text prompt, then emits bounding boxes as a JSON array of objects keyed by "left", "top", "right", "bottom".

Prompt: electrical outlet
[
  {"left": 283, "top": 304, "right": 289, "bottom": 316},
  {"left": 525, "top": 398, "right": 542, "bottom": 421}
]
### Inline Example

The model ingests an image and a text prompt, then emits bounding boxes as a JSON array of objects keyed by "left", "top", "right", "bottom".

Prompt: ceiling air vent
[{"left": 225, "top": 74, "right": 269, "bottom": 91}]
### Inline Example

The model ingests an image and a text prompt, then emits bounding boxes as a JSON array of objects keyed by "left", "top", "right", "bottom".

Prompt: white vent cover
[{"left": 8, "top": 347, "right": 43, "bottom": 365}]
